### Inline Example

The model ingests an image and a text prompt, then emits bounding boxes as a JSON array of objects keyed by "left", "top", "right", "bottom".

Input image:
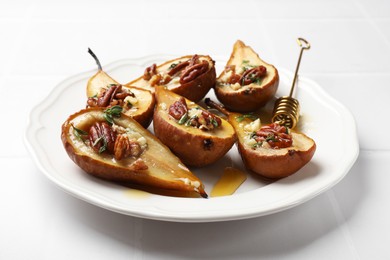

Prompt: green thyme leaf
[
  {"left": 185, "top": 115, "right": 197, "bottom": 126},
  {"left": 250, "top": 131, "right": 257, "bottom": 139},
  {"left": 99, "top": 139, "right": 107, "bottom": 153},
  {"left": 265, "top": 133, "right": 277, "bottom": 142},
  {"left": 71, "top": 124, "right": 88, "bottom": 141},
  {"left": 249, "top": 72, "right": 263, "bottom": 85},
  {"left": 242, "top": 63, "right": 259, "bottom": 73},
  {"left": 254, "top": 78, "right": 262, "bottom": 85},
  {"left": 252, "top": 142, "right": 263, "bottom": 149},
  {"left": 107, "top": 105, "right": 123, "bottom": 116},
  {"left": 104, "top": 105, "right": 123, "bottom": 125},
  {"left": 178, "top": 113, "right": 189, "bottom": 125},
  {"left": 169, "top": 62, "right": 179, "bottom": 69},
  {"left": 92, "top": 136, "right": 107, "bottom": 154},
  {"left": 236, "top": 113, "right": 258, "bottom": 122},
  {"left": 211, "top": 119, "right": 219, "bottom": 128},
  {"left": 104, "top": 114, "right": 113, "bottom": 125}
]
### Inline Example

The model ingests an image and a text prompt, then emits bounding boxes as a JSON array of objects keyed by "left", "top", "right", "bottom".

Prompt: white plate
[{"left": 24, "top": 55, "right": 359, "bottom": 222}]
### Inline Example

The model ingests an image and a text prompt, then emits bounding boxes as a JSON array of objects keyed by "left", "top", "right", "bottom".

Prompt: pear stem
[
  {"left": 204, "top": 98, "right": 230, "bottom": 116},
  {"left": 88, "top": 48, "right": 102, "bottom": 71}
]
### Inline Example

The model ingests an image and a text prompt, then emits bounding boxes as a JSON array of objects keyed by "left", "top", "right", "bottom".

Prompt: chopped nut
[
  {"left": 167, "top": 61, "right": 190, "bottom": 76},
  {"left": 87, "top": 84, "right": 135, "bottom": 109},
  {"left": 114, "top": 134, "right": 143, "bottom": 161},
  {"left": 143, "top": 64, "right": 157, "bottom": 80},
  {"left": 239, "top": 66, "right": 267, "bottom": 85},
  {"left": 149, "top": 74, "right": 162, "bottom": 86},
  {"left": 88, "top": 122, "right": 116, "bottom": 154},
  {"left": 168, "top": 97, "right": 188, "bottom": 120},
  {"left": 180, "top": 60, "right": 209, "bottom": 84},
  {"left": 128, "top": 158, "right": 148, "bottom": 171}
]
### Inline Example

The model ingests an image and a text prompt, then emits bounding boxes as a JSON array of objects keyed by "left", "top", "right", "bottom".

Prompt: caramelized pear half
[
  {"left": 126, "top": 55, "right": 216, "bottom": 102},
  {"left": 61, "top": 108, "right": 207, "bottom": 198},
  {"left": 153, "top": 86, "right": 236, "bottom": 167},
  {"left": 86, "top": 49, "right": 155, "bottom": 128},
  {"left": 214, "top": 40, "right": 279, "bottom": 112},
  {"left": 205, "top": 99, "right": 315, "bottom": 179}
]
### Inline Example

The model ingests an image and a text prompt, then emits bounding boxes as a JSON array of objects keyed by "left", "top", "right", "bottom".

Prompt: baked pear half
[
  {"left": 214, "top": 40, "right": 279, "bottom": 112},
  {"left": 205, "top": 99, "right": 316, "bottom": 179},
  {"left": 126, "top": 54, "right": 216, "bottom": 102},
  {"left": 153, "top": 86, "right": 236, "bottom": 167},
  {"left": 61, "top": 107, "right": 207, "bottom": 198},
  {"left": 86, "top": 48, "right": 155, "bottom": 128}
]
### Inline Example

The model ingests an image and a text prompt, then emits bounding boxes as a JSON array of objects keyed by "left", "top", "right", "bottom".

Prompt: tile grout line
[
  {"left": 251, "top": 0, "right": 280, "bottom": 66},
  {"left": 19, "top": 17, "right": 390, "bottom": 23},
  {"left": 355, "top": 1, "right": 390, "bottom": 50},
  {"left": 2, "top": 2, "right": 37, "bottom": 80}
]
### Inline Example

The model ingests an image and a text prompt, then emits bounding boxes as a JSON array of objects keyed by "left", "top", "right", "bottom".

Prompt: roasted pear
[
  {"left": 61, "top": 107, "right": 207, "bottom": 198},
  {"left": 205, "top": 99, "right": 316, "bottom": 179},
  {"left": 214, "top": 40, "right": 279, "bottom": 112},
  {"left": 125, "top": 54, "right": 216, "bottom": 102},
  {"left": 86, "top": 48, "right": 155, "bottom": 128},
  {"left": 153, "top": 86, "right": 236, "bottom": 167}
]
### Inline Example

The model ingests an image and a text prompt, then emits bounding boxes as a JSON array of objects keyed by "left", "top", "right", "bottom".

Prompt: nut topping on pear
[
  {"left": 86, "top": 48, "right": 155, "bottom": 128},
  {"left": 61, "top": 107, "right": 207, "bottom": 198},
  {"left": 214, "top": 40, "right": 279, "bottom": 112},
  {"left": 126, "top": 54, "right": 216, "bottom": 102},
  {"left": 205, "top": 98, "right": 316, "bottom": 179},
  {"left": 153, "top": 86, "right": 236, "bottom": 167}
]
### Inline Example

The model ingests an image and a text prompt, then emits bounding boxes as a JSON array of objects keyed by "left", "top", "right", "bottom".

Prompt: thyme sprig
[
  {"left": 236, "top": 113, "right": 258, "bottom": 122},
  {"left": 71, "top": 124, "right": 88, "bottom": 141},
  {"left": 104, "top": 105, "right": 123, "bottom": 125}
]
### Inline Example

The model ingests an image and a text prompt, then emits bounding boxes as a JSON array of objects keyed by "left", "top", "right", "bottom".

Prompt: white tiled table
[{"left": 2, "top": 0, "right": 390, "bottom": 259}]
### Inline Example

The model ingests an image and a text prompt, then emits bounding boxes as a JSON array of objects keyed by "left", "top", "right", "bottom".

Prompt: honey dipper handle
[{"left": 289, "top": 38, "right": 310, "bottom": 97}]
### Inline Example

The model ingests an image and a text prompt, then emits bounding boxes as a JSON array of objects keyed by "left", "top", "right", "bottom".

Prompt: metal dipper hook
[{"left": 272, "top": 38, "right": 310, "bottom": 129}]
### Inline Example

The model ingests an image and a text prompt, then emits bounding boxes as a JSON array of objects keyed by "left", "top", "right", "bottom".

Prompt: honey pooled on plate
[{"left": 211, "top": 167, "right": 247, "bottom": 197}]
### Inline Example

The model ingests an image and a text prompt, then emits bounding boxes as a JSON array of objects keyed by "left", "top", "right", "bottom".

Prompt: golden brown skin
[
  {"left": 153, "top": 86, "right": 236, "bottom": 167},
  {"left": 205, "top": 98, "right": 316, "bottom": 179},
  {"left": 61, "top": 108, "right": 207, "bottom": 198},
  {"left": 87, "top": 70, "right": 156, "bottom": 128},
  {"left": 125, "top": 55, "right": 216, "bottom": 102},
  {"left": 214, "top": 40, "right": 279, "bottom": 112}
]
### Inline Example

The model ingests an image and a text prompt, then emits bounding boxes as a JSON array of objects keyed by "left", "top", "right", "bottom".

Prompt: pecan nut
[
  {"left": 180, "top": 60, "right": 209, "bottom": 84},
  {"left": 202, "top": 110, "right": 222, "bottom": 126},
  {"left": 188, "top": 54, "right": 200, "bottom": 66},
  {"left": 167, "top": 61, "right": 190, "bottom": 76},
  {"left": 97, "top": 84, "right": 121, "bottom": 107},
  {"left": 114, "top": 134, "right": 142, "bottom": 160},
  {"left": 168, "top": 97, "right": 188, "bottom": 120},
  {"left": 228, "top": 73, "right": 241, "bottom": 84},
  {"left": 167, "top": 55, "right": 199, "bottom": 77},
  {"left": 196, "top": 110, "right": 222, "bottom": 131},
  {"left": 89, "top": 122, "right": 116, "bottom": 153},
  {"left": 143, "top": 64, "right": 157, "bottom": 80},
  {"left": 87, "top": 85, "right": 134, "bottom": 108},
  {"left": 128, "top": 158, "right": 148, "bottom": 171},
  {"left": 240, "top": 65, "right": 267, "bottom": 86},
  {"left": 254, "top": 123, "right": 292, "bottom": 149},
  {"left": 224, "top": 65, "right": 240, "bottom": 84}
]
